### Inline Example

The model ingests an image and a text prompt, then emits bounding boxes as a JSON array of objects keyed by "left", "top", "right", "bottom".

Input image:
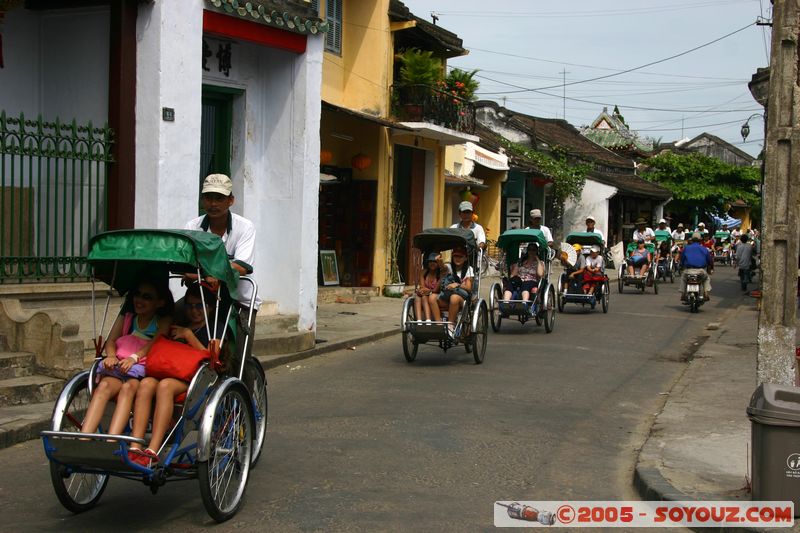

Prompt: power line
[
  {"left": 476, "top": 72, "right": 761, "bottom": 113},
  {"left": 479, "top": 22, "right": 757, "bottom": 95}
]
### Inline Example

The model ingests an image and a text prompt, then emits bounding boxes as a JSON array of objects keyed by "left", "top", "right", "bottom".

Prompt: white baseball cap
[
  {"left": 201, "top": 174, "right": 233, "bottom": 196},
  {"left": 585, "top": 215, "right": 596, "bottom": 222},
  {"left": 458, "top": 201, "right": 474, "bottom": 212},
  {"left": 530, "top": 208, "right": 542, "bottom": 218},
  {"left": 658, "top": 218, "right": 666, "bottom": 224}
]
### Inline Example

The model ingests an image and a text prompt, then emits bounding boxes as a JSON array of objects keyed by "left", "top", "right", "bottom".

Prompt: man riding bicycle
[{"left": 679, "top": 232, "right": 714, "bottom": 302}]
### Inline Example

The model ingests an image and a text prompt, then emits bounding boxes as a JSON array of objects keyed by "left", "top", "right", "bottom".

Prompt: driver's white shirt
[
  {"left": 672, "top": 230, "right": 687, "bottom": 241},
  {"left": 450, "top": 222, "right": 486, "bottom": 246},
  {"left": 525, "top": 224, "right": 553, "bottom": 244},
  {"left": 632, "top": 228, "right": 655, "bottom": 242},
  {"left": 186, "top": 212, "right": 260, "bottom": 309},
  {"left": 585, "top": 227, "right": 605, "bottom": 244}
]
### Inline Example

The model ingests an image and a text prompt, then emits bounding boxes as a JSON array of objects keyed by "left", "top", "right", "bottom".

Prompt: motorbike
[{"left": 685, "top": 272, "right": 706, "bottom": 313}]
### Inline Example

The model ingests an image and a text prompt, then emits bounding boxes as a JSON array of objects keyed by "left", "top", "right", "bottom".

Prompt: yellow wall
[{"left": 321, "top": 0, "right": 392, "bottom": 116}]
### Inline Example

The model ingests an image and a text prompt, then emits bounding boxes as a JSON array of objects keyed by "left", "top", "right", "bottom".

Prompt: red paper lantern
[
  {"left": 320, "top": 149, "right": 333, "bottom": 165},
  {"left": 351, "top": 153, "right": 372, "bottom": 171}
]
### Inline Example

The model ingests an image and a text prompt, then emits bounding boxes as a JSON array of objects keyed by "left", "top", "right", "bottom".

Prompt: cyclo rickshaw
[
  {"left": 41, "top": 230, "right": 267, "bottom": 523},
  {"left": 401, "top": 228, "right": 489, "bottom": 364},
  {"left": 654, "top": 230, "right": 675, "bottom": 283},
  {"left": 714, "top": 231, "right": 732, "bottom": 265},
  {"left": 557, "top": 232, "right": 609, "bottom": 313},
  {"left": 618, "top": 240, "right": 658, "bottom": 294},
  {"left": 488, "top": 228, "right": 557, "bottom": 333}
]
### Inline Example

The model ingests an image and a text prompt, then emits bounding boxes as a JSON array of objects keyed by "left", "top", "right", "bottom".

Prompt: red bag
[{"left": 145, "top": 336, "right": 210, "bottom": 382}]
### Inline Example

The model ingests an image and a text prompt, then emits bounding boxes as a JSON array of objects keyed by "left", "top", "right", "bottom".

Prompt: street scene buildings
[{"left": 0, "top": 0, "right": 796, "bottom": 530}]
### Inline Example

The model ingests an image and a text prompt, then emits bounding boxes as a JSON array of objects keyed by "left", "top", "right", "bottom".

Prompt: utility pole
[
  {"left": 560, "top": 68, "right": 570, "bottom": 120},
  {"left": 755, "top": 0, "right": 798, "bottom": 385}
]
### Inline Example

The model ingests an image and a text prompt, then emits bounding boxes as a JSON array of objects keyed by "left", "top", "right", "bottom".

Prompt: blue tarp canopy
[{"left": 709, "top": 213, "right": 742, "bottom": 230}]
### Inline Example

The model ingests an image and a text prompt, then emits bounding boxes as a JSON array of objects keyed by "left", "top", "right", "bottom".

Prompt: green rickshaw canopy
[
  {"left": 564, "top": 232, "right": 604, "bottom": 248},
  {"left": 496, "top": 228, "right": 549, "bottom": 264},
  {"left": 714, "top": 231, "right": 731, "bottom": 241},
  {"left": 88, "top": 229, "right": 239, "bottom": 297},
  {"left": 654, "top": 230, "right": 672, "bottom": 243}
]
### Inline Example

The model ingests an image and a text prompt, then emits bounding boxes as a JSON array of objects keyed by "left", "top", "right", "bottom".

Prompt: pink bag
[{"left": 114, "top": 313, "right": 150, "bottom": 361}]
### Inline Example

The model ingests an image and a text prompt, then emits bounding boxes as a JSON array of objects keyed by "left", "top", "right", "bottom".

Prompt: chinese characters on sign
[{"left": 202, "top": 39, "right": 232, "bottom": 77}]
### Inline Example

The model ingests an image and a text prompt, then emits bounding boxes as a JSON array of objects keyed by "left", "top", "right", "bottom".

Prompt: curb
[
  {"left": 632, "top": 303, "right": 770, "bottom": 533},
  {"left": 255, "top": 327, "right": 400, "bottom": 370}
]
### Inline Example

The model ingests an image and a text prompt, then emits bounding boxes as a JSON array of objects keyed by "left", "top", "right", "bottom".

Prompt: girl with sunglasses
[
  {"left": 128, "top": 283, "right": 221, "bottom": 466},
  {"left": 437, "top": 246, "right": 474, "bottom": 338},
  {"left": 81, "top": 275, "right": 174, "bottom": 436}
]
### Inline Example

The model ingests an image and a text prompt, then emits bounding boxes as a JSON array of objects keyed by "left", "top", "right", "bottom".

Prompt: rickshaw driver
[
  {"left": 525, "top": 209, "right": 554, "bottom": 247},
  {"left": 584, "top": 215, "right": 605, "bottom": 246},
  {"left": 655, "top": 218, "right": 671, "bottom": 234},
  {"left": 185, "top": 173, "right": 261, "bottom": 310},
  {"left": 679, "top": 232, "right": 714, "bottom": 302},
  {"left": 451, "top": 201, "right": 486, "bottom": 250},
  {"left": 632, "top": 218, "right": 655, "bottom": 242}
]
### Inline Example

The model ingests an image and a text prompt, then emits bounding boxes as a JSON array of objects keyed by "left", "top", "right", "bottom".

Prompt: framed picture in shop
[
  {"left": 506, "top": 216, "right": 521, "bottom": 230},
  {"left": 506, "top": 197, "right": 522, "bottom": 217},
  {"left": 319, "top": 250, "right": 340, "bottom": 286}
]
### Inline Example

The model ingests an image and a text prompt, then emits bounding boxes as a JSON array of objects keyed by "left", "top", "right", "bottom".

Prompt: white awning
[
  {"left": 394, "top": 122, "right": 480, "bottom": 145},
  {"left": 465, "top": 142, "right": 509, "bottom": 171}
]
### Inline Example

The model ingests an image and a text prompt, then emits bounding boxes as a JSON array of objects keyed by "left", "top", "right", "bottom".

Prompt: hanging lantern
[
  {"left": 351, "top": 153, "right": 372, "bottom": 171},
  {"left": 320, "top": 149, "right": 333, "bottom": 165}
]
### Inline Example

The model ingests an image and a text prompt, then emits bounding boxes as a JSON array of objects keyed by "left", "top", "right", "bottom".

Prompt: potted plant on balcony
[
  {"left": 384, "top": 201, "right": 407, "bottom": 297},
  {"left": 396, "top": 48, "right": 442, "bottom": 121}
]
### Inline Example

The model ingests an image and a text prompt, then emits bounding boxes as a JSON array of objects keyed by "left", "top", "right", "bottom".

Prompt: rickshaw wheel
[
  {"left": 49, "top": 373, "right": 109, "bottom": 513},
  {"left": 244, "top": 358, "right": 268, "bottom": 467},
  {"left": 472, "top": 302, "right": 488, "bottom": 364},
  {"left": 490, "top": 283, "right": 503, "bottom": 332},
  {"left": 618, "top": 266, "right": 624, "bottom": 293},
  {"left": 543, "top": 285, "right": 556, "bottom": 333},
  {"left": 401, "top": 298, "right": 418, "bottom": 363},
  {"left": 602, "top": 281, "right": 610, "bottom": 313},
  {"left": 653, "top": 274, "right": 659, "bottom": 294},
  {"left": 198, "top": 382, "right": 253, "bottom": 523}
]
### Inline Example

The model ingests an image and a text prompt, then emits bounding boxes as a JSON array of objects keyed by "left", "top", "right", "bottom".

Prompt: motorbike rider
[{"left": 679, "top": 232, "right": 714, "bottom": 302}]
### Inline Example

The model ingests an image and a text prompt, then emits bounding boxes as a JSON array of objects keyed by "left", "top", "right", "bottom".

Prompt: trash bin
[{"left": 747, "top": 383, "right": 800, "bottom": 515}]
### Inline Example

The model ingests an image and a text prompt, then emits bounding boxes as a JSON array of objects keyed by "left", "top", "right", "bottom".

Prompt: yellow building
[{"left": 317, "top": 0, "right": 491, "bottom": 289}]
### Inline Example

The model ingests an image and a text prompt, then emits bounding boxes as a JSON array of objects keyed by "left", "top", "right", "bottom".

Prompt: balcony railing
[{"left": 391, "top": 84, "right": 476, "bottom": 135}]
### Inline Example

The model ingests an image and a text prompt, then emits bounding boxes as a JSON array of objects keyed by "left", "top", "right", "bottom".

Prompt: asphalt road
[{"left": 0, "top": 266, "right": 751, "bottom": 532}]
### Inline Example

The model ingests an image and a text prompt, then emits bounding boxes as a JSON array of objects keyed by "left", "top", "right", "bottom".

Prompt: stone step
[
  {"left": 0, "top": 352, "right": 35, "bottom": 380},
  {"left": 0, "top": 375, "right": 65, "bottom": 407},
  {"left": 252, "top": 330, "right": 315, "bottom": 356},
  {"left": 255, "top": 313, "right": 299, "bottom": 335}
]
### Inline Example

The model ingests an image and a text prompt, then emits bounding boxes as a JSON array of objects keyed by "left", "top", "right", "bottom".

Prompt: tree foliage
[
  {"left": 642, "top": 151, "right": 761, "bottom": 208},
  {"left": 501, "top": 140, "right": 591, "bottom": 204}
]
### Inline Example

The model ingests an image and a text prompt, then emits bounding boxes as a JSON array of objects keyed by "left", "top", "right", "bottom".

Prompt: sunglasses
[
  {"left": 185, "top": 302, "right": 206, "bottom": 310},
  {"left": 134, "top": 290, "right": 157, "bottom": 301}
]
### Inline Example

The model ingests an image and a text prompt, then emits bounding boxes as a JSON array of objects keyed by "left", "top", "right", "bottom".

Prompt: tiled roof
[
  {"left": 206, "top": 0, "right": 327, "bottom": 35},
  {"left": 389, "top": 0, "right": 466, "bottom": 57},
  {"left": 475, "top": 101, "right": 671, "bottom": 200},
  {"left": 474, "top": 123, "right": 545, "bottom": 175},
  {"left": 589, "top": 170, "right": 672, "bottom": 200},
  {"left": 582, "top": 129, "right": 654, "bottom": 154}
]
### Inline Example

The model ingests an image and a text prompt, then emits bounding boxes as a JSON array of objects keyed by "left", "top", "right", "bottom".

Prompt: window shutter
[{"left": 325, "top": 0, "right": 342, "bottom": 54}]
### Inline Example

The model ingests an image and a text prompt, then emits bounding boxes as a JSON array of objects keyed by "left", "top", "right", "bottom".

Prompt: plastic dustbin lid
[{"left": 747, "top": 383, "right": 800, "bottom": 424}]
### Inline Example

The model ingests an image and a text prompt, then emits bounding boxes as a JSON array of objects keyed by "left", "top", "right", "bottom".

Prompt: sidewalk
[{"left": 633, "top": 300, "right": 791, "bottom": 531}]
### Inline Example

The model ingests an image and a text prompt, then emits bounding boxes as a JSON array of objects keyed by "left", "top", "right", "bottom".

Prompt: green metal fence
[{"left": 0, "top": 111, "right": 114, "bottom": 283}]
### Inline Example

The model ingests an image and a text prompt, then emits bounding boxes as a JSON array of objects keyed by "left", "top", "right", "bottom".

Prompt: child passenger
[
  {"left": 415, "top": 252, "right": 443, "bottom": 322},
  {"left": 438, "top": 246, "right": 473, "bottom": 338},
  {"left": 81, "top": 275, "right": 173, "bottom": 436},
  {"left": 128, "top": 283, "right": 219, "bottom": 466}
]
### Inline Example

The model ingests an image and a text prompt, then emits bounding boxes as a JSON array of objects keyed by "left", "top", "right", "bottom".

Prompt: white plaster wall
[
  {"left": 135, "top": 1, "right": 203, "bottom": 229},
  {"left": 563, "top": 179, "right": 617, "bottom": 237},
  {"left": 0, "top": 8, "right": 108, "bottom": 123},
  {"left": 135, "top": 2, "right": 323, "bottom": 329}
]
